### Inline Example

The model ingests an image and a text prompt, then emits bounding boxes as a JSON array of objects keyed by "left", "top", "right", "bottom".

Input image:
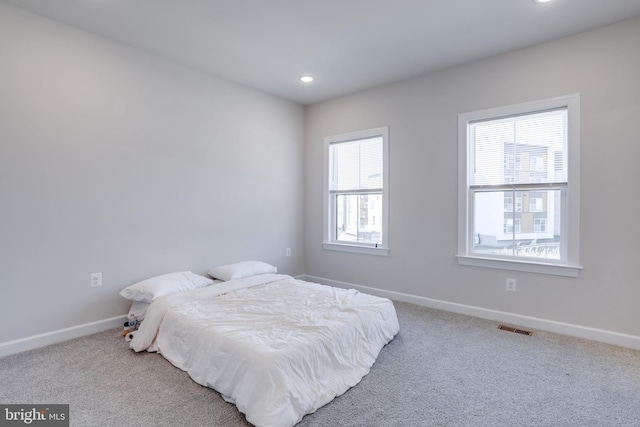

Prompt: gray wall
[
  {"left": 0, "top": 3, "right": 305, "bottom": 343},
  {"left": 304, "top": 17, "right": 640, "bottom": 337}
]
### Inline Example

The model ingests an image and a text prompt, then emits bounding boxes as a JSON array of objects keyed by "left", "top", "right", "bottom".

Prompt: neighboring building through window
[
  {"left": 323, "top": 127, "right": 389, "bottom": 256},
  {"left": 457, "top": 95, "right": 581, "bottom": 277}
]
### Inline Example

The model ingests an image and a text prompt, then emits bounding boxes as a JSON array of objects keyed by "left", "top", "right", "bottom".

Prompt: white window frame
[
  {"left": 323, "top": 127, "right": 389, "bottom": 256},
  {"left": 457, "top": 95, "right": 581, "bottom": 277}
]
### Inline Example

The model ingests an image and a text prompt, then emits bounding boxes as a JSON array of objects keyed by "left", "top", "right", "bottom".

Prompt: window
[
  {"left": 529, "top": 195, "right": 544, "bottom": 212},
  {"left": 534, "top": 218, "right": 547, "bottom": 233},
  {"left": 530, "top": 156, "right": 544, "bottom": 172},
  {"left": 503, "top": 218, "right": 521, "bottom": 234},
  {"left": 323, "top": 127, "right": 389, "bottom": 255},
  {"left": 457, "top": 95, "right": 581, "bottom": 277},
  {"left": 504, "top": 197, "right": 513, "bottom": 212}
]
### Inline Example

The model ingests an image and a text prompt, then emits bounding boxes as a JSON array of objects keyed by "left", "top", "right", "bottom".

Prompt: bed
[{"left": 125, "top": 267, "right": 399, "bottom": 427}]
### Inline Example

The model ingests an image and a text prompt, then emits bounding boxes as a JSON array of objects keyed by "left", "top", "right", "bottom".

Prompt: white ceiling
[{"left": 4, "top": 0, "right": 640, "bottom": 105}]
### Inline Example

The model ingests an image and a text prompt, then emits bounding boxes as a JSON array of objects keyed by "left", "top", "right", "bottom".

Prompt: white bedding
[{"left": 130, "top": 273, "right": 399, "bottom": 427}]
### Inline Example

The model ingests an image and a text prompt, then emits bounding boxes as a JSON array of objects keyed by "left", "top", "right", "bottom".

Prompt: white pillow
[
  {"left": 208, "top": 261, "right": 277, "bottom": 281},
  {"left": 127, "top": 301, "right": 150, "bottom": 321},
  {"left": 119, "top": 271, "right": 213, "bottom": 303}
]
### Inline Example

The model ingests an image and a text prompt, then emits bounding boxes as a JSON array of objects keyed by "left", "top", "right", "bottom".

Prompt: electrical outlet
[
  {"left": 506, "top": 278, "right": 517, "bottom": 292},
  {"left": 286, "top": 248, "right": 291, "bottom": 257},
  {"left": 90, "top": 272, "right": 102, "bottom": 287}
]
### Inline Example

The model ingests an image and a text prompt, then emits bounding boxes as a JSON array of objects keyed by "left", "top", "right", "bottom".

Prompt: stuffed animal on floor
[
  {"left": 124, "top": 330, "right": 137, "bottom": 342},
  {"left": 122, "top": 317, "right": 139, "bottom": 338}
]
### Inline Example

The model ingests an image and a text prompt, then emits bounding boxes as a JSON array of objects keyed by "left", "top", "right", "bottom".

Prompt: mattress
[{"left": 130, "top": 273, "right": 399, "bottom": 427}]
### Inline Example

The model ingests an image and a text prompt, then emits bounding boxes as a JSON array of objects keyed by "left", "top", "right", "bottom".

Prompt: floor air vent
[{"left": 498, "top": 325, "right": 532, "bottom": 336}]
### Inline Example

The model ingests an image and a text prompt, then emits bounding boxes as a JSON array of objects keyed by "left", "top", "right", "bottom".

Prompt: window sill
[
  {"left": 456, "top": 255, "right": 581, "bottom": 277},
  {"left": 323, "top": 242, "right": 389, "bottom": 256}
]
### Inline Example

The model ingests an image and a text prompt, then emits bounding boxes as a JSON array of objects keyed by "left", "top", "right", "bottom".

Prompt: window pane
[
  {"left": 335, "top": 193, "right": 382, "bottom": 244},
  {"left": 473, "top": 189, "right": 561, "bottom": 260},
  {"left": 331, "top": 137, "right": 383, "bottom": 191},
  {"left": 471, "top": 109, "right": 567, "bottom": 186}
]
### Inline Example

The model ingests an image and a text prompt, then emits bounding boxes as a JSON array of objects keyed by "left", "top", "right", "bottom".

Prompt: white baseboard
[
  {"left": 302, "top": 275, "right": 640, "bottom": 351},
  {"left": 0, "top": 315, "right": 127, "bottom": 358}
]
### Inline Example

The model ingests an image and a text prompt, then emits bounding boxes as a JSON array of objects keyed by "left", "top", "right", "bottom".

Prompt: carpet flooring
[{"left": 1, "top": 301, "right": 639, "bottom": 426}]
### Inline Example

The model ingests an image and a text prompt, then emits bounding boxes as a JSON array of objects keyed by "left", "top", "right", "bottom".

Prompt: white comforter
[{"left": 130, "top": 274, "right": 399, "bottom": 427}]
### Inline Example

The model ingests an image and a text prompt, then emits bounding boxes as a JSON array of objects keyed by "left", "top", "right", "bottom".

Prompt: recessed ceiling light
[
  {"left": 533, "top": 0, "right": 553, "bottom": 3},
  {"left": 300, "top": 76, "right": 314, "bottom": 83}
]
